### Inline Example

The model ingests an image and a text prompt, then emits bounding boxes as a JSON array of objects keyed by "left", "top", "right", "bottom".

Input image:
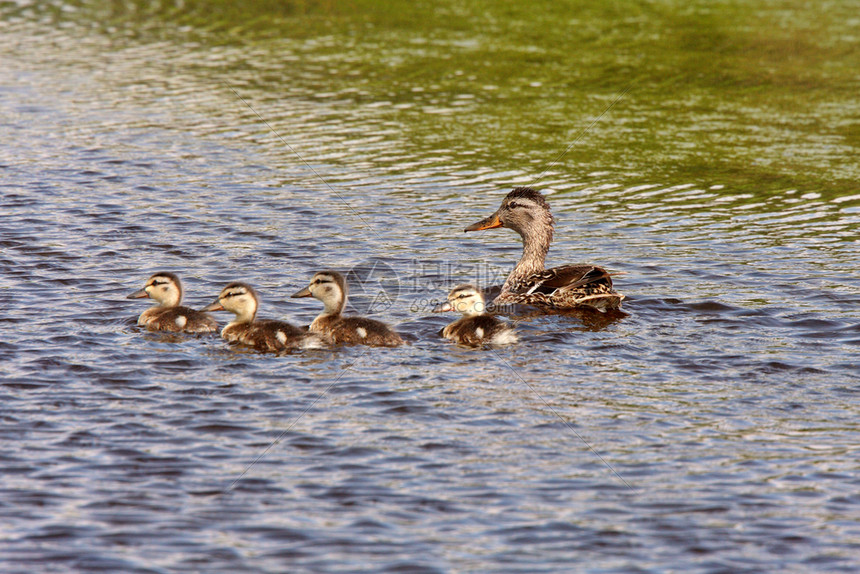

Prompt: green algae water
[{"left": 13, "top": 0, "right": 859, "bottom": 193}]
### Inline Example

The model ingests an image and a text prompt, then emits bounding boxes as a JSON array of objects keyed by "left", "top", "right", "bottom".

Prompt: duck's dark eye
[{"left": 507, "top": 201, "right": 520, "bottom": 210}]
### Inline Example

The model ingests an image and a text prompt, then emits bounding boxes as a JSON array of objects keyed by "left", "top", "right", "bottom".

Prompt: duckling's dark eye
[{"left": 507, "top": 201, "right": 520, "bottom": 210}]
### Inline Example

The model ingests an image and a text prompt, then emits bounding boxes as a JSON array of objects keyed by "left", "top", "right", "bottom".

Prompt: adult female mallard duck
[
  {"left": 464, "top": 187, "right": 624, "bottom": 311},
  {"left": 434, "top": 284, "right": 517, "bottom": 346},
  {"left": 126, "top": 272, "right": 217, "bottom": 333},
  {"left": 291, "top": 270, "right": 404, "bottom": 347},
  {"left": 203, "top": 282, "right": 324, "bottom": 352}
]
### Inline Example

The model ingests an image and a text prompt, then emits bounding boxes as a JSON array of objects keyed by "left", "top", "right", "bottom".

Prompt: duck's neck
[
  {"left": 310, "top": 304, "right": 340, "bottom": 331},
  {"left": 318, "top": 294, "right": 345, "bottom": 319},
  {"left": 504, "top": 225, "right": 552, "bottom": 290},
  {"left": 230, "top": 305, "right": 256, "bottom": 325}
]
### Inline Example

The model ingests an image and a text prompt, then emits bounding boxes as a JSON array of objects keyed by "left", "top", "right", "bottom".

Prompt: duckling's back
[
  {"left": 232, "top": 319, "right": 322, "bottom": 352},
  {"left": 328, "top": 316, "right": 403, "bottom": 347},
  {"left": 442, "top": 314, "right": 516, "bottom": 346},
  {"left": 140, "top": 306, "right": 217, "bottom": 334}
]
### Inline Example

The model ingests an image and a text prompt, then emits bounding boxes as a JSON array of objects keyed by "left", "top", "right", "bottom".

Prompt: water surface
[{"left": 1, "top": 1, "right": 859, "bottom": 572}]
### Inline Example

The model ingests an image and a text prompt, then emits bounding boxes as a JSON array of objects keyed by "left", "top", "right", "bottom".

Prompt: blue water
[{"left": 1, "top": 6, "right": 859, "bottom": 573}]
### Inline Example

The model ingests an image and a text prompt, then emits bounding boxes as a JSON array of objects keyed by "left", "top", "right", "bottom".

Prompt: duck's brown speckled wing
[
  {"left": 527, "top": 265, "right": 613, "bottom": 293},
  {"left": 507, "top": 265, "right": 624, "bottom": 310}
]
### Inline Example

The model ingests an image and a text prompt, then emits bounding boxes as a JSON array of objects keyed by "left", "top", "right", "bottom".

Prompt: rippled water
[{"left": 2, "top": 2, "right": 859, "bottom": 572}]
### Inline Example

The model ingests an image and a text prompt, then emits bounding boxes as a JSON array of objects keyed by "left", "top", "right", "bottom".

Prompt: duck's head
[
  {"left": 203, "top": 282, "right": 258, "bottom": 323},
  {"left": 434, "top": 284, "right": 486, "bottom": 316},
  {"left": 464, "top": 187, "right": 554, "bottom": 241},
  {"left": 127, "top": 272, "right": 183, "bottom": 307},
  {"left": 291, "top": 270, "right": 347, "bottom": 315}
]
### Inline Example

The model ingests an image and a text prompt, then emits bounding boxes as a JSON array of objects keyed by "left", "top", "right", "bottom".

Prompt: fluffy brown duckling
[
  {"left": 291, "top": 270, "right": 404, "bottom": 347},
  {"left": 203, "top": 282, "right": 324, "bottom": 352},
  {"left": 434, "top": 284, "right": 517, "bottom": 346},
  {"left": 127, "top": 272, "right": 217, "bottom": 333}
]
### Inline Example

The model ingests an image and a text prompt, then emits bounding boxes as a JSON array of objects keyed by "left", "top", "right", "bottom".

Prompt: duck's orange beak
[{"left": 464, "top": 211, "right": 503, "bottom": 232}]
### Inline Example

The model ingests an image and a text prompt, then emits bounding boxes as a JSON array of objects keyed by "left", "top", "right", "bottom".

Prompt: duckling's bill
[
  {"left": 290, "top": 286, "right": 312, "bottom": 298},
  {"left": 201, "top": 299, "right": 224, "bottom": 312},
  {"left": 126, "top": 288, "right": 149, "bottom": 299},
  {"left": 432, "top": 300, "right": 454, "bottom": 313},
  {"left": 464, "top": 211, "right": 502, "bottom": 232}
]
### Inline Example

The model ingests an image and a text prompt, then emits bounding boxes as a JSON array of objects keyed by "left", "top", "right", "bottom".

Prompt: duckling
[
  {"left": 465, "top": 187, "right": 625, "bottom": 311},
  {"left": 434, "top": 284, "right": 517, "bottom": 346},
  {"left": 202, "top": 282, "right": 324, "bottom": 352},
  {"left": 126, "top": 272, "right": 217, "bottom": 333},
  {"left": 291, "top": 270, "right": 404, "bottom": 347}
]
